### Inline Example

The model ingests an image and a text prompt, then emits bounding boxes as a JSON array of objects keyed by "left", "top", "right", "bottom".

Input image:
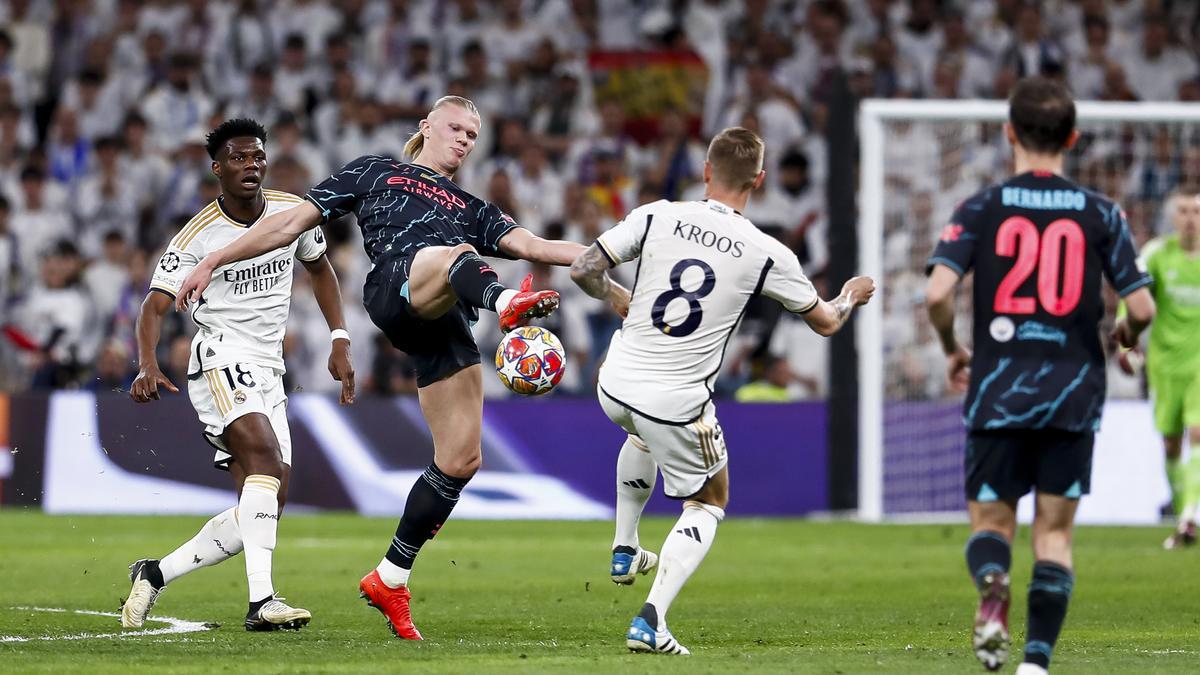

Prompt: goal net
[{"left": 857, "top": 100, "right": 1200, "bottom": 521}]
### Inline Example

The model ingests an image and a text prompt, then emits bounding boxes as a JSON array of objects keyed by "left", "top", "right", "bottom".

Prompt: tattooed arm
[
  {"left": 569, "top": 243, "right": 632, "bottom": 318},
  {"left": 801, "top": 276, "right": 875, "bottom": 337}
]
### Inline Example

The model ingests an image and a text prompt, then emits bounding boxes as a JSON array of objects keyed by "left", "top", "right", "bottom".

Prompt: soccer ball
[{"left": 495, "top": 326, "right": 567, "bottom": 396}]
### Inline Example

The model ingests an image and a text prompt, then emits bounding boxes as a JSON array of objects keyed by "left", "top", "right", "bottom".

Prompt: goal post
[{"left": 856, "top": 99, "right": 1200, "bottom": 522}]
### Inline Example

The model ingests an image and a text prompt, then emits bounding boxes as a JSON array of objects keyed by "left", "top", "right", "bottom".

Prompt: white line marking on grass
[{"left": 1, "top": 606, "right": 213, "bottom": 643}]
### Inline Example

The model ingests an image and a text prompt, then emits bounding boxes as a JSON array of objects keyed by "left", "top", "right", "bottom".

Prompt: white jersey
[
  {"left": 150, "top": 190, "right": 327, "bottom": 375},
  {"left": 597, "top": 199, "right": 819, "bottom": 423}
]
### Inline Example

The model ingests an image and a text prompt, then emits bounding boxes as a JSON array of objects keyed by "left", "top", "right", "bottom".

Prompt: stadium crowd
[{"left": 0, "top": 0, "right": 1197, "bottom": 400}]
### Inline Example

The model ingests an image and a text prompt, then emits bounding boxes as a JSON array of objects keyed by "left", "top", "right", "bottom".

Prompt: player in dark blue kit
[
  {"left": 176, "top": 96, "right": 630, "bottom": 640},
  {"left": 925, "top": 78, "right": 1156, "bottom": 674}
]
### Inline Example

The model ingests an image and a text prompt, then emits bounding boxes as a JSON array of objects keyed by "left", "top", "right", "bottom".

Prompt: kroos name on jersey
[
  {"left": 223, "top": 257, "right": 292, "bottom": 295},
  {"left": 673, "top": 220, "right": 745, "bottom": 257}
]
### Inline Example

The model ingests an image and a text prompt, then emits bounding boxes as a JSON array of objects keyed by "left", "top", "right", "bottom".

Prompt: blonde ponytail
[
  {"left": 406, "top": 95, "right": 480, "bottom": 160},
  {"left": 404, "top": 130, "right": 424, "bottom": 159}
]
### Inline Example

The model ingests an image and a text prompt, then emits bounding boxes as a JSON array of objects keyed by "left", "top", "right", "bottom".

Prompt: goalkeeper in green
[{"left": 1121, "top": 190, "right": 1200, "bottom": 548}]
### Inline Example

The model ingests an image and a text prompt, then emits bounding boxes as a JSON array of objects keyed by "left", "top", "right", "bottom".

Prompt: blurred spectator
[
  {"left": 0, "top": 195, "right": 14, "bottom": 324},
  {"left": 274, "top": 34, "right": 316, "bottom": 115},
  {"left": 16, "top": 240, "right": 95, "bottom": 388},
  {"left": 83, "top": 230, "right": 131, "bottom": 327},
  {"left": 228, "top": 64, "right": 284, "bottom": 130},
  {"left": 368, "top": 333, "right": 417, "bottom": 396},
  {"left": 5, "top": 0, "right": 51, "bottom": 103},
  {"left": 161, "top": 333, "right": 192, "bottom": 386},
  {"left": 46, "top": 107, "right": 91, "bottom": 186},
  {"left": 1000, "top": 2, "right": 1066, "bottom": 79},
  {"left": 9, "top": 166, "right": 72, "bottom": 276},
  {"left": 1119, "top": 13, "right": 1197, "bottom": 102},
  {"left": 735, "top": 355, "right": 808, "bottom": 403},
  {"left": 139, "top": 53, "right": 214, "bottom": 154},
  {"left": 1069, "top": 14, "right": 1114, "bottom": 101},
  {"left": 269, "top": 114, "right": 327, "bottom": 186},
  {"left": 75, "top": 137, "right": 139, "bottom": 256},
  {"left": 643, "top": 109, "right": 705, "bottom": 201},
  {"left": 88, "top": 338, "right": 134, "bottom": 392}
]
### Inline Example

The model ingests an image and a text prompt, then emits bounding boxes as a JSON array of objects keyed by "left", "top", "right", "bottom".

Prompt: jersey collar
[
  {"left": 704, "top": 198, "right": 743, "bottom": 216},
  {"left": 216, "top": 195, "right": 267, "bottom": 228}
]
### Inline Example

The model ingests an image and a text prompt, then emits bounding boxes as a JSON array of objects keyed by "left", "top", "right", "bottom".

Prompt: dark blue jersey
[
  {"left": 927, "top": 171, "right": 1151, "bottom": 432},
  {"left": 304, "top": 155, "right": 519, "bottom": 265}
]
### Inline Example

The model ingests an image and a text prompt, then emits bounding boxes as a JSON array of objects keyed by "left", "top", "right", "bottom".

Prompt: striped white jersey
[
  {"left": 596, "top": 199, "right": 819, "bottom": 423},
  {"left": 150, "top": 190, "right": 327, "bottom": 375}
]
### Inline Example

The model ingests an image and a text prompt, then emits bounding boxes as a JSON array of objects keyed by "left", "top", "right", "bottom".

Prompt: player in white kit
[
  {"left": 121, "top": 119, "right": 355, "bottom": 632},
  {"left": 570, "top": 127, "right": 875, "bottom": 654}
]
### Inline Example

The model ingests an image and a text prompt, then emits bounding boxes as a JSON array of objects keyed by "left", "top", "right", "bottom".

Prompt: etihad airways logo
[{"left": 387, "top": 175, "right": 467, "bottom": 210}]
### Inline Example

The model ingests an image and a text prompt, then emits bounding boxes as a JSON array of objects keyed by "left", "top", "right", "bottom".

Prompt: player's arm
[
  {"left": 175, "top": 201, "right": 322, "bottom": 310},
  {"left": 801, "top": 276, "right": 876, "bottom": 337},
  {"left": 130, "top": 290, "right": 180, "bottom": 402},
  {"left": 301, "top": 254, "right": 356, "bottom": 405},
  {"left": 498, "top": 226, "right": 588, "bottom": 266},
  {"left": 569, "top": 243, "right": 632, "bottom": 318},
  {"left": 926, "top": 264, "right": 971, "bottom": 393},
  {"left": 1112, "top": 287, "right": 1155, "bottom": 349}
]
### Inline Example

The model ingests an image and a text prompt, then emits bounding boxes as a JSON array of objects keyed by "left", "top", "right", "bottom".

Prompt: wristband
[{"left": 331, "top": 329, "right": 351, "bottom": 343}]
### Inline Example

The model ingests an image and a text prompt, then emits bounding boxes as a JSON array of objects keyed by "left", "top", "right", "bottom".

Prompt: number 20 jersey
[
  {"left": 597, "top": 199, "right": 819, "bottom": 424},
  {"left": 927, "top": 171, "right": 1150, "bottom": 432}
]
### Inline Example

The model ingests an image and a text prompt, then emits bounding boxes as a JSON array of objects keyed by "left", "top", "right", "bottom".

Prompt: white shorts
[
  {"left": 188, "top": 362, "right": 292, "bottom": 470},
  {"left": 598, "top": 387, "right": 728, "bottom": 499}
]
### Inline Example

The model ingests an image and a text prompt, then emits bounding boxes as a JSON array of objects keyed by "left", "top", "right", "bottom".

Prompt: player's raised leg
[
  {"left": 408, "top": 243, "right": 558, "bottom": 331},
  {"left": 1018, "top": 492, "right": 1079, "bottom": 674},
  {"left": 360, "top": 364, "right": 483, "bottom": 640},
  {"left": 966, "top": 499, "right": 1017, "bottom": 672},
  {"left": 611, "top": 436, "right": 659, "bottom": 585}
]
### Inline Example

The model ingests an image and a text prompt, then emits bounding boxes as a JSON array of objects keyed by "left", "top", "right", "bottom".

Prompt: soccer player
[
  {"left": 925, "top": 78, "right": 1156, "bottom": 674},
  {"left": 122, "top": 119, "right": 355, "bottom": 632},
  {"left": 173, "top": 96, "right": 623, "bottom": 640},
  {"left": 1121, "top": 190, "right": 1200, "bottom": 549},
  {"left": 570, "top": 127, "right": 874, "bottom": 654}
]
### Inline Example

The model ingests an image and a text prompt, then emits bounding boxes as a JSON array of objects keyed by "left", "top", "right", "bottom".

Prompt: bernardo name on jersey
[
  {"left": 150, "top": 190, "right": 327, "bottom": 375},
  {"left": 596, "top": 199, "right": 818, "bottom": 424}
]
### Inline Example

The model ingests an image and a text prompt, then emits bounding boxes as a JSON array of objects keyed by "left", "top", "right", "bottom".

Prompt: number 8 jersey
[
  {"left": 927, "top": 171, "right": 1151, "bottom": 432},
  {"left": 596, "top": 199, "right": 819, "bottom": 424}
]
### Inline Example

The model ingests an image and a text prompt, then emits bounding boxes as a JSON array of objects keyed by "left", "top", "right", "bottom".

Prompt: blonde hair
[
  {"left": 404, "top": 96, "right": 481, "bottom": 159},
  {"left": 706, "top": 127, "right": 765, "bottom": 191}
]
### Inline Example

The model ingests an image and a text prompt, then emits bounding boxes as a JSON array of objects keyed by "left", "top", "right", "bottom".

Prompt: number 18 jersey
[
  {"left": 927, "top": 171, "right": 1150, "bottom": 432},
  {"left": 597, "top": 199, "right": 819, "bottom": 424}
]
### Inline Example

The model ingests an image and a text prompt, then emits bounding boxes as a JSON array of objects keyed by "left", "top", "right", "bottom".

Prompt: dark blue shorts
[
  {"left": 363, "top": 256, "right": 481, "bottom": 388},
  {"left": 965, "top": 429, "right": 1094, "bottom": 502}
]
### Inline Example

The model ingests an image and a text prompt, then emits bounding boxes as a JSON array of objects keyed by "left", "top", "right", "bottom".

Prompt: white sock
[
  {"left": 239, "top": 474, "right": 280, "bottom": 602},
  {"left": 645, "top": 501, "right": 724, "bottom": 630},
  {"left": 614, "top": 437, "right": 656, "bottom": 550},
  {"left": 159, "top": 506, "right": 243, "bottom": 584},
  {"left": 495, "top": 289, "right": 517, "bottom": 313},
  {"left": 375, "top": 557, "right": 411, "bottom": 588}
]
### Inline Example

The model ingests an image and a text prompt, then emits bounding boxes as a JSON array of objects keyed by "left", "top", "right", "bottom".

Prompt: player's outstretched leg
[
  {"left": 965, "top": 530, "right": 1013, "bottom": 671},
  {"left": 612, "top": 436, "right": 659, "bottom": 585},
  {"left": 412, "top": 245, "right": 559, "bottom": 332},
  {"left": 1165, "top": 447, "right": 1200, "bottom": 549},
  {"left": 627, "top": 499, "right": 725, "bottom": 655},
  {"left": 121, "top": 506, "right": 244, "bottom": 628},
  {"left": 239, "top": 473, "right": 309, "bottom": 631}
]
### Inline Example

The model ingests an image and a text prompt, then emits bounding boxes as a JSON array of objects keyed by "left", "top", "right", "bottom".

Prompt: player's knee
[
  {"left": 684, "top": 499, "right": 726, "bottom": 520},
  {"left": 447, "top": 243, "right": 478, "bottom": 265},
  {"left": 439, "top": 451, "right": 481, "bottom": 479}
]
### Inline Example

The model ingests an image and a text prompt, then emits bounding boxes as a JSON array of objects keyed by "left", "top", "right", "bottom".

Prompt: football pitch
[{"left": 0, "top": 512, "right": 1195, "bottom": 673}]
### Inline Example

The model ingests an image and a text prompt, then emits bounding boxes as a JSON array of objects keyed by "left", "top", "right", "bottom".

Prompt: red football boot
[
  {"left": 359, "top": 570, "right": 423, "bottom": 640},
  {"left": 498, "top": 273, "right": 559, "bottom": 332}
]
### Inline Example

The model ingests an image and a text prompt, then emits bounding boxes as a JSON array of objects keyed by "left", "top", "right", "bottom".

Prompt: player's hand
[
  {"left": 842, "top": 276, "right": 876, "bottom": 306},
  {"left": 129, "top": 364, "right": 178, "bottom": 402},
  {"left": 1111, "top": 319, "right": 1139, "bottom": 350},
  {"left": 1116, "top": 347, "right": 1144, "bottom": 375},
  {"left": 175, "top": 256, "right": 219, "bottom": 311},
  {"left": 329, "top": 339, "right": 355, "bottom": 405},
  {"left": 946, "top": 347, "right": 971, "bottom": 394},
  {"left": 609, "top": 285, "right": 631, "bottom": 319}
]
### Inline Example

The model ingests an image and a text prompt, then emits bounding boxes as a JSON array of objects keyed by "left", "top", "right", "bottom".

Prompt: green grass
[{"left": 0, "top": 512, "right": 1196, "bottom": 673}]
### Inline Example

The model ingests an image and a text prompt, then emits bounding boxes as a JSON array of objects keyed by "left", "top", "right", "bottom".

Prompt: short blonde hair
[
  {"left": 404, "top": 96, "right": 481, "bottom": 159},
  {"left": 706, "top": 127, "right": 765, "bottom": 191}
]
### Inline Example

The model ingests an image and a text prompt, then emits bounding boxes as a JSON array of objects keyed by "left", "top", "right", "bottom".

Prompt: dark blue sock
[
  {"left": 1024, "top": 561, "right": 1073, "bottom": 669},
  {"left": 447, "top": 251, "right": 505, "bottom": 311},
  {"left": 384, "top": 463, "right": 470, "bottom": 569},
  {"left": 965, "top": 530, "right": 1012, "bottom": 589}
]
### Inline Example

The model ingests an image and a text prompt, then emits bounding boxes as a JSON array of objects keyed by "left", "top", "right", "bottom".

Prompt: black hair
[
  {"left": 780, "top": 149, "right": 810, "bottom": 171},
  {"left": 283, "top": 33, "right": 306, "bottom": 50},
  {"left": 204, "top": 118, "right": 267, "bottom": 160},
  {"left": 0, "top": 195, "right": 9, "bottom": 211},
  {"left": 1008, "top": 76, "right": 1075, "bottom": 154}
]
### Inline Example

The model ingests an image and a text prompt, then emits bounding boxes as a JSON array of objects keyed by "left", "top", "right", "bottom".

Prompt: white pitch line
[{"left": 2, "top": 606, "right": 212, "bottom": 643}]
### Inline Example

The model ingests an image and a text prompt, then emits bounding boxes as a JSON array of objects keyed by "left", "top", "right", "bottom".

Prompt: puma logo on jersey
[{"left": 673, "top": 220, "right": 744, "bottom": 257}]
